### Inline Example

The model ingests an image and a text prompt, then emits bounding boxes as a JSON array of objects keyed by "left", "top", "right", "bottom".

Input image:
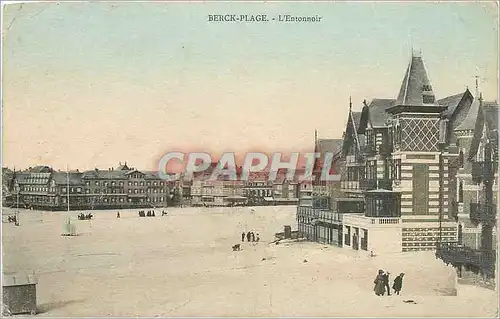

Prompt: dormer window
[
  {"left": 422, "top": 84, "right": 433, "bottom": 92},
  {"left": 423, "top": 94, "right": 435, "bottom": 104}
]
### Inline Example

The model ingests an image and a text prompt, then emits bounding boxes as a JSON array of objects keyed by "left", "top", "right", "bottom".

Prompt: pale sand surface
[{"left": 2, "top": 206, "right": 498, "bottom": 317}]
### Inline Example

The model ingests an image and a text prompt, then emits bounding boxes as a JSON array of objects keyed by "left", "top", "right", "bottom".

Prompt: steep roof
[
  {"left": 467, "top": 100, "right": 499, "bottom": 161},
  {"left": 367, "top": 99, "right": 395, "bottom": 128},
  {"left": 315, "top": 138, "right": 343, "bottom": 155},
  {"left": 439, "top": 90, "right": 471, "bottom": 118},
  {"left": 341, "top": 108, "right": 363, "bottom": 157},
  {"left": 455, "top": 97, "right": 481, "bottom": 132},
  {"left": 51, "top": 172, "right": 84, "bottom": 186},
  {"left": 30, "top": 165, "right": 52, "bottom": 173},
  {"left": 395, "top": 55, "right": 438, "bottom": 107},
  {"left": 82, "top": 169, "right": 129, "bottom": 180}
]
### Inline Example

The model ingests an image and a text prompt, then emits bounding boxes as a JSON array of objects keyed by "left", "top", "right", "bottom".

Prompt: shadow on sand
[{"left": 37, "top": 299, "right": 86, "bottom": 314}]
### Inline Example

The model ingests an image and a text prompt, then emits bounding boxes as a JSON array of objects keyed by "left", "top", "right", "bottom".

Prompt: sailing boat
[{"left": 61, "top": 165, "right": 76, "bottom": 236}]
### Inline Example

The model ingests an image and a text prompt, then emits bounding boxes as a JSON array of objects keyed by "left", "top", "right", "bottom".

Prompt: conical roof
[{"left": 395, "top": 54, "right": 438, "bottom": 107}]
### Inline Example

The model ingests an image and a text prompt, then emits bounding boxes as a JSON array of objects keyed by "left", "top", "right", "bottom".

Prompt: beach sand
[{"left": 2, "top": 206, "right": 497, "bottom": 317}]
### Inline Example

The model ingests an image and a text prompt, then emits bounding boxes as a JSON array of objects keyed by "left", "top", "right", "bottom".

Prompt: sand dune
[{"left": 2, "top": 206, "right": 497, "bottom": 317}]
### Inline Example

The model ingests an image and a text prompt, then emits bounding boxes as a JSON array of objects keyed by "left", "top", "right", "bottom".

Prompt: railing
[
  {"left": 470, "top": 202, "right": 497, "bottom": 225},
  {"left": 375, "top": 218, "right": 400, "bottom": 224},
  {"left": 435, "top": 242, "right": 496, "bottom": 279},
  {"left": 343, "top": 214, "right": 400, "bottom": 226},
  {"left": 378, "top": 178, "right": 393, "bottom": 190}
]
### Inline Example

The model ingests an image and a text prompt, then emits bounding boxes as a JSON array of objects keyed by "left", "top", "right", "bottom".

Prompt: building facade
[
  {"left": 299, "top": 52, "right": 497, "bottom": 255},
  {"left": 5, "top": 163, "right": 170, "bottom": 211}
]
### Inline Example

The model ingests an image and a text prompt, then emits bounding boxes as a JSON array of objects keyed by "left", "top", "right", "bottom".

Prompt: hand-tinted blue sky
[{"left": 2, "top": 1, "right": 498, "bottom": 170}]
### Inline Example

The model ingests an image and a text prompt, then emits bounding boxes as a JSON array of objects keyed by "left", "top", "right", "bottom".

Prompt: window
[
  {"left": 393, "top": 159, "right": 402, "bottom": 180},
  {"left": 62, "top": 187, "right": 67, "bottom": 193},
  {"left": 154, "top": 182, "right": 158, "bottom": 186},
  {"left": 96, "top": 181, "right": 100, "bottom": 186},
  {"left": 119, "top": 182, "right": 124, "bottom": 186},
  {"left": 134, "top": 182, "right": 138, "bottom": 186},
  {"left": 140, "top": 182, "right": 144, "bottom": 186},
  {"left": 86, "top": 181, "right": 90, "bottom": 186},
  {"left": 77, "top": 187, "right": 82, "bottom": 193},
  {"left": 112, "top": 181, "right": 116, "bottom": 186},
  {"left": 128, "top": 181, "right": 132, "bottom": 186}
]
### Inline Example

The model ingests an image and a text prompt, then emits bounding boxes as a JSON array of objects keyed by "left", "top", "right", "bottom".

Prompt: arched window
[{"left": 459, "top": 149, "right": 464, "bottom": 168}]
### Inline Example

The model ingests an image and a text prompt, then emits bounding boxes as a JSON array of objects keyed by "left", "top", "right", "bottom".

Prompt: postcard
[{"left": 2, "top": 1, "right": 498, "bottom": 317}]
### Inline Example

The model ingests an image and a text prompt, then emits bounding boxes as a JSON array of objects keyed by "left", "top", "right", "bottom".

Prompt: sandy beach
[{"left": 2, "top": 206, "right": 497, "bottom": 317}]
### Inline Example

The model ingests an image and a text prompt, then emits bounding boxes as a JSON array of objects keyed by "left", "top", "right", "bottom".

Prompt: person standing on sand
[
  {"left": 256, "top": 234, "right": 260, "bottom": 242},
  {"left": 392, "top": 273, "right": 404, "bottom": 295},
  {"left": 251, "top": 232, "right": 255, "bottom": 242},
  {"left": 373, "top": 270, "right": 385, "bottom": 296},
  {"left": 247, "top": 231, "right": 252, "bottom": 242},
  {"left": 117, "top": 212, "right": 120, "bottom": 218},
  {"left": 383, "top": 271, "right": 391, "bottom": 296},
  {"left": 241, "top": 232, "right": 246, "bottom": 242}
]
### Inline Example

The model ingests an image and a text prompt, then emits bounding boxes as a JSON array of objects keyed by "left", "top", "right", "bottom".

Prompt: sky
[{"left": 2, "top": 1, "right": 498, "bottom": 171}]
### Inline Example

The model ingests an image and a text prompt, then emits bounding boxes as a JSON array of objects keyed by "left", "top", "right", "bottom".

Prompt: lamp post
[{"left": 14, "top": 182, "right": 20, "bottom": 226}]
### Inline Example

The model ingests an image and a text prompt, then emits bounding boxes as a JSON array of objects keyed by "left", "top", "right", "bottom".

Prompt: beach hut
[
  {"left": 2, "top": 272, "right": 38, "bottom": 315},
  {"left": 61, "top": 217, "right": 77, "bottom": 236}
]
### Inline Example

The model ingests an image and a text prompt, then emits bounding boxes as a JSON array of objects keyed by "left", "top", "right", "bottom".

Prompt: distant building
[{"left": 7, "top": 163, "right": 170, "bottom": 211}]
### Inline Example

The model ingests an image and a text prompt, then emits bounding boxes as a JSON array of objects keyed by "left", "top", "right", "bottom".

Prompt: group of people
[
  {"left": 77, "top": 213, "right": 93, "bottom": 220},
  {"left": 241, "top": 231, "right": 260, "bottom": 242},
  {"left": 6, "top": 215, "right": 17, "bottom": 224},
  {"left": 373, "top": 269, "right": 404, "bottom": 296}
]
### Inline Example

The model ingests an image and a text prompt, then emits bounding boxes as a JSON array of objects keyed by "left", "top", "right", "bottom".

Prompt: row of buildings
[
  {"left": 2, "top": 163, "right": 173, "bottom": 211},
  {"left": 2, "top": 162, "right": 308, "bottom": 211},
  {"left": 297, "top": 51, "right": 498, "bottom": 280}
]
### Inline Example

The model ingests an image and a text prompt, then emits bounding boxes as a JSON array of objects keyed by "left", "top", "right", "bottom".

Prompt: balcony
[
  {"left": 378, "top": 178, "right": 393, "bottom": 190},
  {"left": 343, "top": 214, "right": 401, "bottom": 227},
  {"left": 436, "top": 242, "right": 496, "bottom": 279},
  {"left": 470, "top": 203, "right": 497, "bottom": 225}
]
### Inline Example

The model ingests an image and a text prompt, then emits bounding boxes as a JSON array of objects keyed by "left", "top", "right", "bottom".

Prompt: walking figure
[
  {"left": 256, "top": 234, "right": 260, "bottom": 242},
  {"left": 373, "top": 270, "right": 385, "bottom": 296},
  {"left": 392, "top": 273, "right": 405, "bottom": 295},
  {"left": 251, "top": 232, "right": 255, "bottom": 242},
  {"left": 117, "top": 212, "right": 120, "bottom": 218},
  {"left": 246, "top": 231, "right": 251, "bottom": 242},
  {"left": 241, "top": 232, "right": 246, "bottom": 242},
  {"left": 383, "top": 272, "right": 391, "bottom": 296}
]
